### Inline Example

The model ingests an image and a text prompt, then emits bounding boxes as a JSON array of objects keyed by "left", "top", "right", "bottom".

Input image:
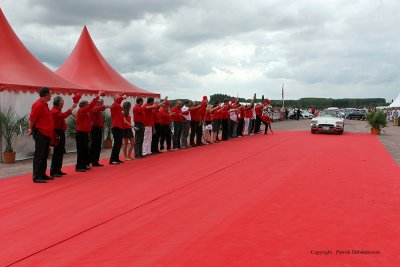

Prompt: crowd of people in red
[{"left": 28, "top": 87, "right": 273, "bottom": 183}]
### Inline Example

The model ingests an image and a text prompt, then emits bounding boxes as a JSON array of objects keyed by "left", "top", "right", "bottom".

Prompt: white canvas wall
[{"left": 0, "top": 90, "right": 149, "bottom": 161}]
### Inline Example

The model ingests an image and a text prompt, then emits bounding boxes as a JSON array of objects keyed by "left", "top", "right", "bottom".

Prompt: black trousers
[
  {"left": 32, "top": 130, "right": 50, "bottom": 180},
  {"left": 173, "top": 121, "right": 182, "bottom": 149},
  {"left": 160, "top": 124, "right": 171, "bottom": 150},
  {"left": 190, "top": 120, "right": 198, "bottom": 145},
  {"left": 89, "top": 126, "right": 103, "bottom": 165},
  {"left": 229, "top": 119, "right": 235, "bottom": 138},
  {"left": 50, "top": 130, "right": 66, "bottom": 175},
  {"left": 110, "top": 127, "right": 123, "bottom": 163},
  {"left": 255, "top": 115, "right": 262, "bottom": 133},
  {"left": 263, "top": 122, "right": 270, "bottom": 134},
  {"left": 221, "top": 119, "right": 229, "bottom": 141},
  {"left": 151, "top": 123, "right": 161, "bottom": 152},
  {"left": 134, "top": 122, "right": 145, "bottom": 157},
  {"left": 196, "top": 122, "right": 203, "bottom": 145},
  {"left": 76, "top": 131, "right": 89, "bottom": 170},
  {"left": 237, "top": 118, "right": 244, "bottom": 136}
]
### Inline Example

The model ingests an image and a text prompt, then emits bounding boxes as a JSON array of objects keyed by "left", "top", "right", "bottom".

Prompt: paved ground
[{"left": 1, "top": 119, "right": 398, "bottom": 179}]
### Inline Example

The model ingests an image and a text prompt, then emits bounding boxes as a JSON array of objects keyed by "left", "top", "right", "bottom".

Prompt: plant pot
[
  {"left": 103, "top": 139, "right": 113, "bottom": 149},
  {"left": 371, "top": 128, "right": 381, "bottom": 135},
  {"left": 3, "top": 151, "right": 16, "bottom": 164}
]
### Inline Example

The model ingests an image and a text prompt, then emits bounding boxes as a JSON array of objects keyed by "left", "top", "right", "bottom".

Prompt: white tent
[{"left": 389, "top": 94, "right": 400, "bottom": 108}]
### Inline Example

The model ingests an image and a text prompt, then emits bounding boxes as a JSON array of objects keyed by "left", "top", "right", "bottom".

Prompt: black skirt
[{"left": 123, "top": 128, "right": 134, "bottom": 138}]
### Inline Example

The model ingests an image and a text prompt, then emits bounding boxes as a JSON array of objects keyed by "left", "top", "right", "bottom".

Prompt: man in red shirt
[
  {"left": 142, "top": 97, "right": 158, "bottom": 156},
  {"left": 50, "top": 96, "right": 77, "bottom": 178},
  {"left": 109, "top": 95, "right": 126, "bottom": 164},
  {"left": 189, "top": 101, "right": 202, "bottom": 146},
  {"left": 133, "top": 97, "right": 146, "bottom": 158},
  {"left": 151, "top": 102, "right": 162, "bottom": 154},
  {"left": 89, "top": 98, "right": 109, "bottom": 167},
  {"left": 211, "top": 101, "right": 221, "bottom": 143},
  {"left": 28, "top": 87, "right": 54, "bottom": 183},
  {"left": 159, "top": 100, "right": 172, "bottom": 151},
  {"left": 75, "top": 93, "right": 101, "bottom": 171},
  {"left": 220, "top": 99, "right": 231, "bottom": 141},
  {"left": 254, "top": 103, "right": 263, "bottom": 134},
  {"left": 170, "top": 100, "right": 183, "bottom": 149}
]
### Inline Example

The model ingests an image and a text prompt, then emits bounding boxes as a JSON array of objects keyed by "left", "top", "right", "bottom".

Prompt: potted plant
[
  {"left": 102, "top": 111, "right": 112, "bottom": 149},
  {"left": 0, "top": 107, "right": 29, "bottom": 164},
  {"left": 366, "top": 111, "right": 387, "bottom": 135}
]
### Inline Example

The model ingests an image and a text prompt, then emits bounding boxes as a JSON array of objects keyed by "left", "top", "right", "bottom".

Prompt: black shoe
[
  {"left": 43, "top": 175, "right": 54, "bottom": 180},
  {"left": 110, "top": 162, "right": 120, "bottom": 165},
  {"left": 85, "top": 165, "right": 92, "bottom": 170},
  {"left": 50, "top": 173, "right": 62, "bottom": 178},
  {"left": 76, "top": 168, "right": 86, "bottom": 172},
  {"left": 92, "top": 163, "right": 104, "bottom": 167},
  {"left": 33, "top": 179, "right": 47, "bottom": 183},
  {"left": 58, "top": 171, "right": 67, "bottom": 175}
]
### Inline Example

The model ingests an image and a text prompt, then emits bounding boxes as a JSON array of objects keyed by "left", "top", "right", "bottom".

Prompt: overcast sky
[{"left": 2, "top": 0, "right": 399, "bottom": 101}]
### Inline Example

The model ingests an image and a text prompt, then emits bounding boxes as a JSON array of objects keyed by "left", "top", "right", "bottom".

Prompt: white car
[{"left": 310, "top": 110, "right": 344, "bottom": 134}]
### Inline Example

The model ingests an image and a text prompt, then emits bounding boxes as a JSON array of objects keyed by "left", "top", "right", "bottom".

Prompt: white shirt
[{"left": 182, "top": 106, "right": 191, "bottom": 121}]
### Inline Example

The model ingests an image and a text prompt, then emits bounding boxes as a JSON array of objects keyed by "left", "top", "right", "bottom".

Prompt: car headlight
[{"left": 336, "top": 121, "right": 343, "bottom": 126}]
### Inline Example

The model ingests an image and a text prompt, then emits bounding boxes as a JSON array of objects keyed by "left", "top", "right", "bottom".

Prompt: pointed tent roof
[
  {"left": 389, "top": 94, "right": 400, "bottom": 108},
  {"left": 56, "top": 26, "right": 159, "bottom": 98},
  {"left": 0, "top": 9, "right": 88, "bottom": 94}
]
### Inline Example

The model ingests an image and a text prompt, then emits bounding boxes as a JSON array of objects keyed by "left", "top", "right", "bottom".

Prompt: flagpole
[{"left": 282, "top": 83, "right": 285, "bottom": 108}]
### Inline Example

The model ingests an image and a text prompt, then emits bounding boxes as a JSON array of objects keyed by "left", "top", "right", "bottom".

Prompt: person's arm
[
  {"left": 27, "top": 103, "right": 42, "bottom": 135},
  {"left": 60, "top": 103, "right": 77, "bottom": 119}
]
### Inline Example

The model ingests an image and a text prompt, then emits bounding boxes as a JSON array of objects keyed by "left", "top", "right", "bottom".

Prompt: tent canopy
[
  {"left": 56, "top": 26, "right": 159, "bottom": 98},
  {"left": 389, "top": 94, "right": 400, "bottom": 108},
  {"left": 0, "top": 9, "right": 88, "bottom": 94}
]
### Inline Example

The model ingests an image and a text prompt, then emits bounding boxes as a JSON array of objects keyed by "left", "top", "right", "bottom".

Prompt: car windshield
[{"left": 318, "top": 111, "right": 338, "bottom": 117}]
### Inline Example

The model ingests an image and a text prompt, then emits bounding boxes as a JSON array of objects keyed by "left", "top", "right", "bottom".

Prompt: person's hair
[
  {"left": 79, "top": 100, "right": 88, "bottom": 108},
  {"left": 147, "top": 97, "right": 154, "bottom": 104},
  {"left": 224, "top": 98, "right": 228, "bottom": 103},
  {"left": 122, "top": 101, "right": 131, "bottom": 116},
  {"left": 53, "top": 96, "right": 63, "bottom": 107},
  {"left": 39, "top": 87, "right": 50, "bottom": 97},
  {"left": 136, "top": 97, "right": 143, "bottom": 104},
  {"left": 185, "top": 100, "right": 190, "bottom": 105},
  {"left": 214, "top": 101, "right": 220, "bottom": 106}
]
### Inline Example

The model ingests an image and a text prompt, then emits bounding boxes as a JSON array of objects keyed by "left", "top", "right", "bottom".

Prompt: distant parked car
[
  {"left": 347, "top": 109, "right": 366, "bottom": 120},
  {"left": 300, "top": 110, "right": 313, "bottom": 119},
  {"left": 344, "top": 108, "right": 357, "bottom": 118},
  {"left": 310, "top": 109, "right": 344, "bottom": 134}
]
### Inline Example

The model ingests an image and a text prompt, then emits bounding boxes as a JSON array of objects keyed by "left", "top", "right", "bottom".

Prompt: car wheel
[{"left": 311, "top": 129, "right": 316, "bottom": 134}]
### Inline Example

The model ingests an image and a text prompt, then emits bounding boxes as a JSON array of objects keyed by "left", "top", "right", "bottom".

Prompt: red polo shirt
[
  {"left": 190, "top": 107, "right": 201, "bottom": 121},
  {"left": 51, "top": 106, "right": 72, "bottom": 131},
  {"left": 30, "top": 98, "right": 54, "bottom": 138},
  {"left": 110, "top": 96, "right": 124, "bottom": 129},
  {"left": 133, "top": 104, "right": 146, "bottom": 124},
  {"left": 159, "top": 107, "right": 170, "bottom": 125},
  {"left": 153, "top": 108, "right": 161, "bottom": 124},
  {"left": 143, "top": 103, "right": 155, "bottom": 126},
  {"left": 170, "top": 106, "right": 183, "bottom": 122},
  {"left": 245, "top": 108, "right": 253, "bottom": 119},
  {"left": 124, "top": 114, "right": 132, "bottom": 129},
  {"left": 211, "top": 107, "right": 221, "bottom": 120},
  {"left": 76, "top": 97, "right": 99, "bottom": 133},
  {"left": 90, "top": 105, "right": 106, "bottom": 128},
  {"left": 255, "top": 105, "right": 263, "bottom": 116},
  {"left": 205, "top": 110, "right": 211, "bottom": 121}
]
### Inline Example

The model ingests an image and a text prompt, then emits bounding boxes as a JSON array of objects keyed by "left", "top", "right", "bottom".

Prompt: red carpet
[{"left": 0, "top": 131, "right": 399, "bottom": 266}]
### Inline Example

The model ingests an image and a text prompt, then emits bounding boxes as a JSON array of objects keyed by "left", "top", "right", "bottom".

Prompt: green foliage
[
  {"left": 366, "top": 111, "right": 387, "bottom": 129},
  {"left": 66, "top": 112, "right": 76, "bottom": 139},
  {"left": 0, "top": 107, "right": 29, "bottom": 152}
]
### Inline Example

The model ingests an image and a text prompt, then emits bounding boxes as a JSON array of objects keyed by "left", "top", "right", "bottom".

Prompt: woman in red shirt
[{"left": 122, "top": 102, "right": 135, "bottom": 160}]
